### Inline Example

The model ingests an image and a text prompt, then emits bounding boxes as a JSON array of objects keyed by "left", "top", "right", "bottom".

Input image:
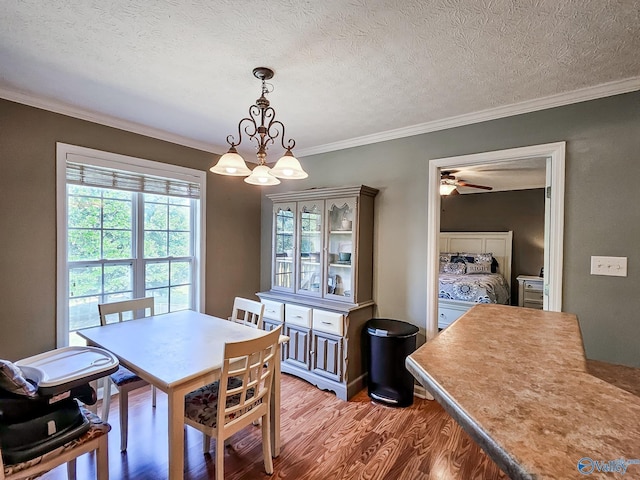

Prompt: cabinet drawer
[
  {"left": 438, "top": 306, "right": 467, "bottom": 329},
  {"left": 285, "top": 304, "right": 312, "bottom": 328},
  {"left": 312, "top": 309, "right": 344, "bottom": 336},
  {"left": 523, "top": 280, "right": 543, "bottom": 291},
  {"left": 524, "top": 290, "right": 543, "bottom": 302},
  {"left": 262, "top": 300, "right": 284, "bottom": 322},
  {"left": 524, "top": 300, "right": 543, "bottom": 310}
]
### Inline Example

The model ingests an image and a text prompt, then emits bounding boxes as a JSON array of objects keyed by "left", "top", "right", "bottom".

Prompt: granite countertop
[{"left": 406, "top": 304, "right": 640, "bottom": 480}]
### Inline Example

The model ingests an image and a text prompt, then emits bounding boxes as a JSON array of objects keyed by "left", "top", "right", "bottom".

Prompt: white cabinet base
[
  {"left": 259, "top": 292, "right": 373, "bottom": 401},
  {"left": 281, "top": 362, "right": 366, "bottom": 401},
  {"left": 438, "top": 299, "right": 473, "bottom": 329}
]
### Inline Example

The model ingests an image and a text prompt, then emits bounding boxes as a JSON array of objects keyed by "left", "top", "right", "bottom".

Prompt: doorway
[{"left": 425, "top": 142, "right": 565, "bottom": 341}]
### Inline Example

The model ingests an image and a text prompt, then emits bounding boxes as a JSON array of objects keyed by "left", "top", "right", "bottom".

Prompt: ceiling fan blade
[{"left": 457, "top": 181, "right": 493, "bottom": 190}]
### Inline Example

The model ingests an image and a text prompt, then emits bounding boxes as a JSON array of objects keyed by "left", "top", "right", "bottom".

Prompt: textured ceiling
[{"left": 1, "top": 0, "right": 639, "bottom": 164}]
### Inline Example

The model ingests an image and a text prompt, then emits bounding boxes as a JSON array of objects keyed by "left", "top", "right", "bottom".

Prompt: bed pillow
[
  {"left": 442, "top": 262, "right": 466, "bottom": 274},
  {"left": 449, "top": 254, "right": 476, "bottom": 265},
  {"left": 0, "top": 359, "right": 38, "bottom": 397},
  {"left": 466, "top": 262, "right": 492, "bottom": 274},
  {"left": 439, "top": 253, "right": 456, "bottom": 273},
  {"left": 452, "top": 252, "right": 494, "bottom": 274},
  {"left": 458, "top": 252, "right": 493, "bottom": 264}
]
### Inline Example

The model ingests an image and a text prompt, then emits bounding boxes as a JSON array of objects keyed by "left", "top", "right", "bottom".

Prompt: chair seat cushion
[
  {"left": 110, "top": 366, "right": 143, "bottom": 386},
  {"left": 184, "top": 377, "right": 258, "bottom": 429},
  {"left": 2, "top": 408, "right": 110, "bottom": 478}
]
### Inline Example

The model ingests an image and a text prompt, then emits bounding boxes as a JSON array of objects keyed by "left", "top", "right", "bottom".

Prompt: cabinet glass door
[
  {"left": 297, "top": 202, "right": 323, "bottom": 296},
  {"left": 273, "top": 203, "right": 295, "bottom": 291},
  {"left": 326, "top": 198, "right": 356, "bottom": 301}
]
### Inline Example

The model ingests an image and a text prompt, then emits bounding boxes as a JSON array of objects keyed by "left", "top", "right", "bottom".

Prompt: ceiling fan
[{"left": 440, "top": 170, "right": 493, "bottom": 195}]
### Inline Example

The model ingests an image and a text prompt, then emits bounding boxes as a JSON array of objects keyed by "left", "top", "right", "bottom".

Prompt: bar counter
[{"left": 406, "top": 304, "right": 640, "bottom": 479}]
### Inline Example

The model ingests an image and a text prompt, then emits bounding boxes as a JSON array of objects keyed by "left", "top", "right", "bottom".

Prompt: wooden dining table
[{"left": 78, "top": 309, "right": 287, "bottom": 480}]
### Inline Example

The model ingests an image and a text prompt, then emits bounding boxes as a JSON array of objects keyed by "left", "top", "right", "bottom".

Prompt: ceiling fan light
[
  {"left": 210, "top": 147, "right": 252, "bottom": 176},
  {"left": 270, "top": 150, "right": 308, "bottom": 179},
  {"left": 244, "top": 164, "right": 281, "bottom": 186},
  {"left": 440, "top": 183, "right": 457, "bottom": 195}
]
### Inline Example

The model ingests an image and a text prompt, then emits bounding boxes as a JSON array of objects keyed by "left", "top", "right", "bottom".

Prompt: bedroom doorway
[{"left": 425, "top": 142, "right": 565, "bottom": 340}]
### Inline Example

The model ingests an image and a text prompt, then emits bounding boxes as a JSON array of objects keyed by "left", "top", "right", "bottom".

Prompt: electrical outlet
[{"left": 590, "top": 256, "right": 627, "bottom": 277}]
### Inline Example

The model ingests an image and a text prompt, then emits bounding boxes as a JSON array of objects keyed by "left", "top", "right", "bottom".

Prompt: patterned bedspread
[{"left": 439, "top": 273, "right": 510, "bottom": 304}]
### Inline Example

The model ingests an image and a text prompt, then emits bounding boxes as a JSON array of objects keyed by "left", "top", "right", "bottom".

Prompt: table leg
[
  {"left": 167, "top": 387, "right": 184, "bottom": 480},
  {"left": 271, "top": 343, "right": 282, "bottom": 457}
]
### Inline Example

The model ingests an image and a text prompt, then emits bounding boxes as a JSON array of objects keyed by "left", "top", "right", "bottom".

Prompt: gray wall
[
  {"left": 440, "top": 188, "right": 546, "bottom": 304},
  {"left": 260, "top": 91, "right": 640, "bottom": 368},
  {"left": 0, "top": 99, "right": 263, "bottom": 361}
]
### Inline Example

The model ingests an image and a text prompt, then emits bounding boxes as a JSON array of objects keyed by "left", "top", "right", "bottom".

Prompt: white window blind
[{"left": 66, "top": 162, "right": 201, "bottom": 199}]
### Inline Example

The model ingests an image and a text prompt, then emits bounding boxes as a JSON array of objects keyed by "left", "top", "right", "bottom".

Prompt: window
[
  {"left": 57, "top": 144, "right": 206, "bottom": 347},
  {"left": 142, "top": 194, "right": 194, "bottom": 313}
]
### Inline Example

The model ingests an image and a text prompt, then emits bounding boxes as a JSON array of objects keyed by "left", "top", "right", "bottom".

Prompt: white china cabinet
[{"left": 258, "top": 185, "right": 378, "bottom": 400}]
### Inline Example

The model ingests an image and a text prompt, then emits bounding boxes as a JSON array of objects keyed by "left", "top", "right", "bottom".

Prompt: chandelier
[{"left": 210, "top": 67, "right": 308, "bottom": 186}]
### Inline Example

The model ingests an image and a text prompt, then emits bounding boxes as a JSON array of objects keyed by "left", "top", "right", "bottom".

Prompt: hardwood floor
[{"left": 40, "top": 375, "right": 508, "bottom": 479}]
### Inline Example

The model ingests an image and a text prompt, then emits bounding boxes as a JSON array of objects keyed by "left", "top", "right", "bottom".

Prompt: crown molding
[
  {"left": 0, "top": 87, "right": 223, "bottom": 154},
  {"left": 2, "top": 76, "right": 639, "bottom": 159},
  {"left": 295, "top": 76, "right": 640, "bottom": 157}
]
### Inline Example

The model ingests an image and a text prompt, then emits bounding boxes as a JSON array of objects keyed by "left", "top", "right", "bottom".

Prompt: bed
[{"left": 438, "top": 231, "right": 513, "bottom": 329}]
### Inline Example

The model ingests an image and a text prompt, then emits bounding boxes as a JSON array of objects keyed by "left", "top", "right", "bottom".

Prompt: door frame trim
[{"left": 426, "top": 142, "right": 565, "bottom": 340}]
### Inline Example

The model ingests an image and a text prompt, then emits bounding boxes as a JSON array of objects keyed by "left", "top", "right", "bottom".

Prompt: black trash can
[{"left": 365, "top": 318, "right": 419, "bottom": 407}]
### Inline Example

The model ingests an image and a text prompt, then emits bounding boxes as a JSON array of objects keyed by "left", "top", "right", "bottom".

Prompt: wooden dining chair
[
  {"left": 184, "top": 326, "right": 281, "bottom": 480},
  {"left": 0, "top": 408, "right": 110, "bottom": 480},
  {"left": 228, "top": 297, "right": 265, "bottom": 329},
  {"left": 97, "top": 297, "right": 156, "bottom": 452}
]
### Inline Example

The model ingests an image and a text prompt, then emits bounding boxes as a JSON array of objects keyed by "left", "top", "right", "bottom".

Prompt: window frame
[{"left": 56, "top": 143, "right": 206, "bottom": 347}]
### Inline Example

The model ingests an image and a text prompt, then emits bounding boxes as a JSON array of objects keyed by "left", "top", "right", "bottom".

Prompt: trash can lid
[{"left": 366, "top": 318, "right": 419, "bottom": 338}]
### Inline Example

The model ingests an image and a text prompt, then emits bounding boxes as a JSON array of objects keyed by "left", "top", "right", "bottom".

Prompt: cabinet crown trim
[{"left": 267, "top": 185, "right": 378, "bottom": 202}]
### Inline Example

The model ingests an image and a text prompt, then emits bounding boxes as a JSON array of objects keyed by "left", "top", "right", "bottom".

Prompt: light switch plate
[{"left": 590, "top": 256, "right": 627, "bottom": 277}]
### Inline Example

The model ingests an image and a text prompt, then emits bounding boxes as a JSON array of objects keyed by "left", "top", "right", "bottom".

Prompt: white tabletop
[{"left": 78, "top": 309, "right": 271, "bottom": 388}]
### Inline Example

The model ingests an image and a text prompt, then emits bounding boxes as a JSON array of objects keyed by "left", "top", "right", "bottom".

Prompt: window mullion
[
  {"left": 168, "top": 259, "right": 172, "bottom": 312},
  {"left": 99, "top": 193, "right": 105, "bottom": 305},
  {"left": 190, "top": 199, "right": 196, "bottom": 310},
  {"left": 134, "top": 192, "right": 145, "bottom": 303}
]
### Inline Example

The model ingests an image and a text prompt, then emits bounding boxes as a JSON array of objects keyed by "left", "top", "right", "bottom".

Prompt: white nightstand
[{"left": 517, "top": 275, "right": 544, "bottom": 309}]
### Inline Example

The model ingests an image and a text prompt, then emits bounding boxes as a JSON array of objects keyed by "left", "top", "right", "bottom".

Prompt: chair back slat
[
  {"left": 217, "top": 326, "right": 281, "bottom": 433},
  {"left": 98, "top": 297, "right": 155, "bottom": 326},
  {"left": 229, "top": 297, "right": 264, "bottom": 329}
]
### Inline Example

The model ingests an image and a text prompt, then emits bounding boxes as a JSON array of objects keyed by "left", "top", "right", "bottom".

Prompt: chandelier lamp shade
[
  {"left": 209, "top": 146, "right": 252, "bottom": 176},
  {"left": 210, "top": 67, "right": 308, "bottom": 185}
]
